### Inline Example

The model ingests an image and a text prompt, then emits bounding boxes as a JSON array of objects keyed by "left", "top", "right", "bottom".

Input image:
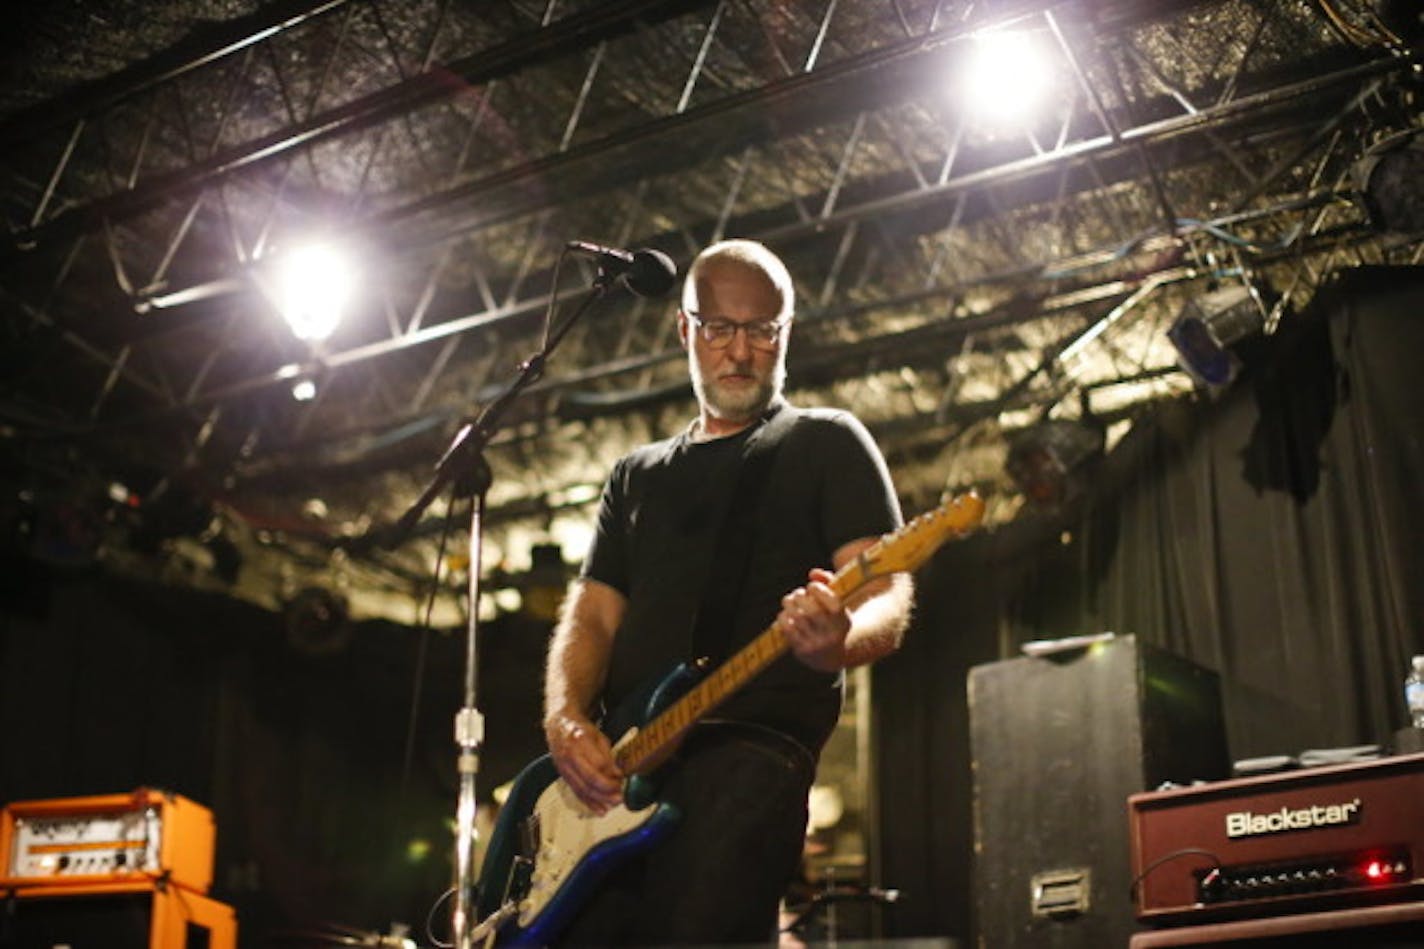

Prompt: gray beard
[{"left": 689, "top": 352, "right": 786, "bottom": 426}]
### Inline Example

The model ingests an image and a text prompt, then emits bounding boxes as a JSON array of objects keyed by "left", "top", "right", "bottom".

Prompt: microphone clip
[{"left": 565, "top": 240, "right": 677, "bottom": 298}]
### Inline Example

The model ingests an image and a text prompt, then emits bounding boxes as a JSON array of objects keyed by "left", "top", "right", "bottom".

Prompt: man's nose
[{"left": 725, "top": 324, "right": 754, "bottom": 358}]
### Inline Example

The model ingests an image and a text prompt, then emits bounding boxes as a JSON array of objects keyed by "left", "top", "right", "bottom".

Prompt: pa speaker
[{"left": 968, "top": 635, "right": 1229, "bottom": 949}]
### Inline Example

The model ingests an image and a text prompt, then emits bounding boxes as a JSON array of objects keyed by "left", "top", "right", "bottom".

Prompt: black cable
[
  {"left": 1127, "top": 847, "right": 1223, "bottom": 902},
  {"left": 398, "top": 483, "right": 461, "bottom": 803},
  {"left": 390, "top": 484, "right": 462, "bottom": 937},
  {"left": 780, "top": 885, "right": 902, "bottom": 933},
  {"left": 425, "top": 886, "right": 457, "bottom": 949}
]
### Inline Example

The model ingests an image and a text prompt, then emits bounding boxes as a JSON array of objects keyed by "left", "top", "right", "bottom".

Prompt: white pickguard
[{"left": 518, "top": 777, "right": 658, "bottom": 926}]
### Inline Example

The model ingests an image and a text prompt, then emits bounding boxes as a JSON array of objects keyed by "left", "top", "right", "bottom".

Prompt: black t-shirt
[{"left": 582, "top": 401, "right": 902, "bottom": 753}]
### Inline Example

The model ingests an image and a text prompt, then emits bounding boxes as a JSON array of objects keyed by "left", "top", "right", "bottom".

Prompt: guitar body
[{"left": 476, "top": 663, "right": 702, "bottom": 946}]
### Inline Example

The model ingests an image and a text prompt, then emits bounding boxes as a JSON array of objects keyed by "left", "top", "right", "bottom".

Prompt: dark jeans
[{"left": 557, "top": 721, "right": 816, "bottom": 947}]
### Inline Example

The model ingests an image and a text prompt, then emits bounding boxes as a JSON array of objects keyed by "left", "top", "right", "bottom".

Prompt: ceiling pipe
[
  {"left": 0, "top": 0, "right": 357, "bottom": 146},
  {"left": 4, "top": 0, "right": 717, "bottom": 257},
  {"left": 218, "top": 213, "right": 1373, "bottom": 484},
  {"left": 117, "top": 182, "right": 1355, "bottom": 430}
]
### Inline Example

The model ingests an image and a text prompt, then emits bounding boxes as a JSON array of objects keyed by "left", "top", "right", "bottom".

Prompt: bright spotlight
[
  {"left": 958, "top": 30, "right": 1055, "bottom": 127},
  {"left": 273, "top": 241, "right": 356, "bottom": 341}
]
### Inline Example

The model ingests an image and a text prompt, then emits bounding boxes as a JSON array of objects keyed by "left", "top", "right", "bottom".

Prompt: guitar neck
[{"left": 613, "top": 562, "right": 868, "bottom": 776}]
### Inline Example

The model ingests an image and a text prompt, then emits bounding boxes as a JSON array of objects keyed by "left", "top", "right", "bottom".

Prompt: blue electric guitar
[{"left": 473, "top": 492, "right": 985, "bottom": 946}]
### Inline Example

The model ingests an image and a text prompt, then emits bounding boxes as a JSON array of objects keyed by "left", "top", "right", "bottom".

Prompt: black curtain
[
  {"left": 0, "top": 571, "right": 550, "bottom": 942},
  {"left": 874, "top": 265, "right": 1424, "bottom": 941}
]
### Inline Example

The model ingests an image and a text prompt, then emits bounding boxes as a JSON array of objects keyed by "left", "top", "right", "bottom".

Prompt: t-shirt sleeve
[
  {"left": 815, "top": 411, "right": 903, "bottom": 556},
  {"left": 581, "top": 458, "right": 630, "bottom": 594}
]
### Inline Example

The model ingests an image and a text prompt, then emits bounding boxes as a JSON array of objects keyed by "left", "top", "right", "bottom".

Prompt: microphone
[{"left": 566, "top": 241, "right": 677, "bottom": 298}]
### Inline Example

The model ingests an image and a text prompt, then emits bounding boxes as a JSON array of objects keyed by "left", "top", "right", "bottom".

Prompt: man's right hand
[{"left": 544, "top": 710, "right": 625, "bottom": 814}]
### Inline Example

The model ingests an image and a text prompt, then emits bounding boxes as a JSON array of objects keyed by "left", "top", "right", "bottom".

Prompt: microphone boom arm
[{"left": 391, "top": 255, "right": 617, "bottom": 539}]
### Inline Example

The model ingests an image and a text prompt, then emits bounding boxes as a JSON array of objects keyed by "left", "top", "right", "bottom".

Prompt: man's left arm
[{"left": 780, "top": 536, "right": 914, "bottom": 673}]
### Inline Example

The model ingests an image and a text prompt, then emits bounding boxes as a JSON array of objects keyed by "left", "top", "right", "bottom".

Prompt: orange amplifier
[
  {"left": 1129, "top": 752, "right": 1424, "bottom": 925},
  {"left": 0, "top": 788, "right": 215, "bottom": 893}
]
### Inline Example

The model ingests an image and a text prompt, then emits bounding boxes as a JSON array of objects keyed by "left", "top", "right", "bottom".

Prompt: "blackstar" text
[{"left": 1224, "top": 800, "right": 1361, "bottom": 838}]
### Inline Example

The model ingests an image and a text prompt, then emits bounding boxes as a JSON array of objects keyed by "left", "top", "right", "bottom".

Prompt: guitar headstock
[{"left": 855, "top": 492, "right": 985, "bottom": 579}]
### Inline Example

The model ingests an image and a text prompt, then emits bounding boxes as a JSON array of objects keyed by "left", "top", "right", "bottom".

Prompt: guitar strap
[{"left": 689, "top": 401, "right": 799, "bottom": 665}]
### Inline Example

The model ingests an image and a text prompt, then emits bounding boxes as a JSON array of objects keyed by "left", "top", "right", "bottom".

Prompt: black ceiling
[{"left": 2, "top": 0, "right": 1420, "bottom": 618}]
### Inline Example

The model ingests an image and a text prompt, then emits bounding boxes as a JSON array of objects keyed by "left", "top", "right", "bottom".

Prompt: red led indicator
[{"left": 1364, "top": 861, "right": 1386, "bottom": 880}]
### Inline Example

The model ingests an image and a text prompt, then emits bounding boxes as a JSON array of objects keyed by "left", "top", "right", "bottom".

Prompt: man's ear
[{"left": 677, "top": 310, "right": 690, "bottom": 350}]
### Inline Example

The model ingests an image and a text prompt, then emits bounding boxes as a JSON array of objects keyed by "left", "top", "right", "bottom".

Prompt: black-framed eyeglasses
[{"left": 685, "top": 311, "right": 789, "bottom": 350}]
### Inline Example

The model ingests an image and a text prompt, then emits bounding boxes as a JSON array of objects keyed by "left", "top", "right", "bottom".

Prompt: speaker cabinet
[
  {"left": 1129, "top": 900, "right": 1424, "bottom": 947},
  {"left": 0, "top": 881, "right": 236, "bottom": 949},
  {"left": 969, "top": 635, "right": 1230, "bottom": 949}
]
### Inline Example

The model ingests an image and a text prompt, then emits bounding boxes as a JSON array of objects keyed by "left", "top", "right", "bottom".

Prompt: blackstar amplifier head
[{"left": 1128, "top": 752, "right": 1424, "bottom": 924}]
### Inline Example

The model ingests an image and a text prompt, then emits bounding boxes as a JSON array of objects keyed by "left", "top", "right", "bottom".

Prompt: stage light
[
  {"left": 1167, "top": 283, "right": 1268, "bottom": 389},
  {"left": 1354, "top": 128, "right": 1424, "bottom": 234},
  {"left": 957, "top": 29, "right": 1055, "bottom": 127},
  {"left": 283, "top": 586, "right": 352, "bottom": 656},
  {"left": 1005, "top": 419, "right": 1105, "bottom": 506},
  {"left": 291, "top": 378, "right": 317, "bottom": 401},
  {"left": 272, "top": 240, "right": 357, "bottom": 341}
]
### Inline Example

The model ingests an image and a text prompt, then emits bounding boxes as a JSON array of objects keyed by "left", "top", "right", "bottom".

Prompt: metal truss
[{"left": 2, "top": 0, "right": 1421, "bottom": 585}]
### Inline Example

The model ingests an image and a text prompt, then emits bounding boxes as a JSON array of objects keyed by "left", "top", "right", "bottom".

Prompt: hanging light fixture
[
  {"left": 1005, "top": 418, "right": 1105, "bottom": 507},
  {"left": 1354, "top": 128, "right": 1424, "bottom": 235},
  {"left": 1167, "top": 283, "right": 1270, "bottom": 389}
]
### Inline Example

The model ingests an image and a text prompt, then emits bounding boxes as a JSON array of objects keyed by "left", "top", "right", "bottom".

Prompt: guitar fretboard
[{"left": 613, "top": 560, "right": 867, "bottom": 776}]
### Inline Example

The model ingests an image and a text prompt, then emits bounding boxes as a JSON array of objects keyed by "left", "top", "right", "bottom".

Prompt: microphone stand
[{"left": 382, "top": 257, "right": 632, "bottom": 949}]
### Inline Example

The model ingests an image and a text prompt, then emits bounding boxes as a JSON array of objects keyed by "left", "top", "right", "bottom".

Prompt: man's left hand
[{"left": 779, "top": 568, "right": 851, "bottom": 672}]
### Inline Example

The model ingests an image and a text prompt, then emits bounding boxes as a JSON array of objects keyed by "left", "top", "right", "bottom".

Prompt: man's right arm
[{"left": 543, "top": 576, "right": 628, "bottom": 813}]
